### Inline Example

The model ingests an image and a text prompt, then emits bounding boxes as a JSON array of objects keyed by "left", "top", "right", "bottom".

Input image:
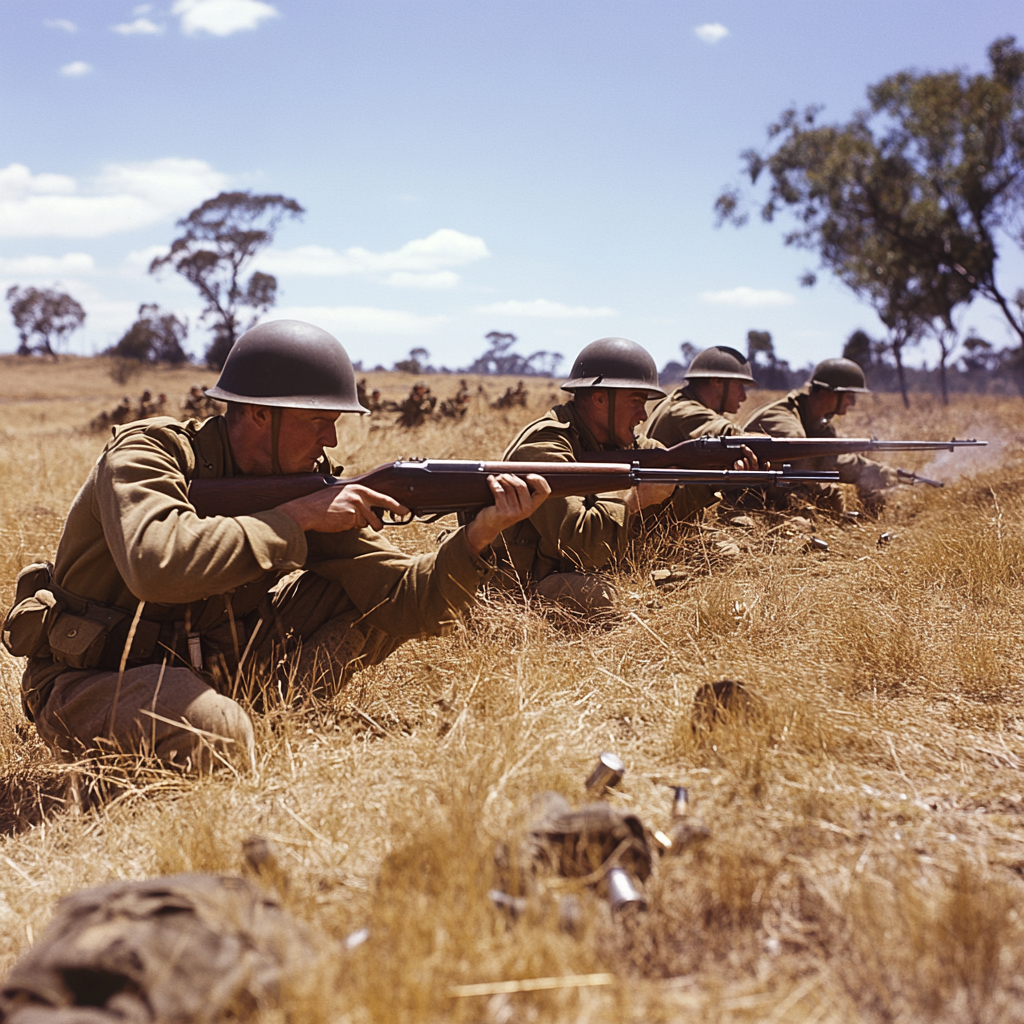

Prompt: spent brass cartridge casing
[
  {"left": 585, "top": 752, "right": 625, "bottom": 792},
  {"left": 606, "top": 867, "right": 648, "bottom": 911},
  {"left": 671, "top": 786, "right": 689, "bottom": 818}
]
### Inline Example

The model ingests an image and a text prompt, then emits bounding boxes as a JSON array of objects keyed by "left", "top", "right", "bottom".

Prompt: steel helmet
[
  {"left": 808, "top": 357, "right": 869, "bottom": 393},
  {"left": 206, "top": 320, "right": 366, "bottom": 413},
  {"left": 685, "top": 346, "right": 757, "bottom": 384},
  {"left": 561, "top": 337, "right": 666, "bottom": 398}
]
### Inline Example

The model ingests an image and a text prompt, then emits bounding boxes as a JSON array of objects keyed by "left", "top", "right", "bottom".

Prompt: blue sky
[{"left": 2, "top": 1, "right": 1022, "bottom": 374}]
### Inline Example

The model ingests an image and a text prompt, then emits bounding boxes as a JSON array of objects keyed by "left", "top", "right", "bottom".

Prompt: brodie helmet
[
  {"left": 206, "top": 320, "right": 366, "bottom": 413},
  {"left": 808, "top": 357, "right": 869, "bottom": 393},
  {"left": 684, "top": 346, "right": 757, "bottom": 385},
  {"left": 206, "top": 320, "right": 365, "bottom": 475},
  {"left": 560, "top": 337, "right": 666, "bottom": 399}
]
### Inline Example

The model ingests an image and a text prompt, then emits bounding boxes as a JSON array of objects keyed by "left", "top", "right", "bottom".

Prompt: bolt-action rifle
[
  {"left": 576, "top": 435, "right": 986, "bottom": 470},
  {"left": 188, "top": 458, "right": 839, "bottom": 525}
]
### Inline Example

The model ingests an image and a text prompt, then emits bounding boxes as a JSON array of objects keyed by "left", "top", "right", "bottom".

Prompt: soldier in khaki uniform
[
  {"left": 643, "top": 346, "right": 756, "bottom": 446},
  {"left": 642, "top": 346, "right": 758, "bottom": 519},
  {"left": 3, "top": 321, "right": 548, "bottom": 770},
  {"left": 496, "top": 338, "right": 676, "bottom": 615},
  {"left": 739, "top": 357, "right": 897, "bottom": 512}
]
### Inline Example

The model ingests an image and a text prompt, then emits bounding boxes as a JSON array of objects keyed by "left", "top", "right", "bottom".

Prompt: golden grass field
[{"left": 1, "top": 354, "right": 1024, "bottom": 1022}]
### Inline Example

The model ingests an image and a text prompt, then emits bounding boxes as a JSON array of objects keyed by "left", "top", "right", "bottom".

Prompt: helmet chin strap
[{"left": 270, "top": 407, "right": 284, "bottom": 475}]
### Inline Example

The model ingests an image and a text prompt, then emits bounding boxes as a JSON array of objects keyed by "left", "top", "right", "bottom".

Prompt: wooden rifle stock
[{"left": 188, "top": 458, "right": 839, "bottom": 522}]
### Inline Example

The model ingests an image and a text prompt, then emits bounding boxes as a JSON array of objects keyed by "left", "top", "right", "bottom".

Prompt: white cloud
[
  {"left": 701, "top": 287, "right": 796, "bottom": 307},
  {"left": 259, "top": 229, "right": 489, "bottom": 288},
  {"left": 123, "top": 245, "right": 170, "bottom": 273},
  {"left": 113, "top": 17, "right": 165, "bottom": 34},
  {"left": 60, "top": 61, "right": 93, "bottom": 77},
  {"left": 44, "top": 19, "right": 77, "bottom": 32},
  {"left": 474, "top": 299, "right": 618, "bottom": 319},
  {"left": 173, "top": 0, "right": 279, "bottom": 36},
  {"left": 0, "top": 159, "right": 229, "bottom": 238},
  {"left": 694, "top": 23, "right": 729, "bottom": 44},
  {"left": 385, "top": 271, "right": 460, "bottom": 289},
  {"left": 0, "top": 253, "right": 95, "bottom": 276},
  {"left": 267, "top": 306, "right": 445, "bottom": 336}
]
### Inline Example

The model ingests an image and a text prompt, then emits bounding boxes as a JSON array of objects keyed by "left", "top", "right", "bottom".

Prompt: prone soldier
[
  {"left": 2, "top": 321, "right": 548, "bottom": 771},
  {"left": 396, "top": 382, "right": 436, "bottom": 428},
  {"left": 439, "top": 379, "right": 472, "bottom": 419},
  {"left": 643, "top": 346, "right": 755, "bottom": 445},
  {"left": 738, "top": 357, "right": 898, "bottom": 513},
  {"left": 496, "top": 338, "right": 675, "bottom": 616},
  {"left": 643, "top": 346, "right": 758, "bottom": 520}
]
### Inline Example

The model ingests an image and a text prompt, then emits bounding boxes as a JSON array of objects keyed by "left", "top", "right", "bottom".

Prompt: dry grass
[{"left": 2, "top": 360, "right": 1024, "bottom": 1022}]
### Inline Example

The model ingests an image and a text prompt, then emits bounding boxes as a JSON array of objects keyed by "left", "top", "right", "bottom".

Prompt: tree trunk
[
  {"left": 938, "top": 351, "right": 948, "bottom": 404},
  {"left": 893, "top": 340, "right": 910, "bottom": 408}
]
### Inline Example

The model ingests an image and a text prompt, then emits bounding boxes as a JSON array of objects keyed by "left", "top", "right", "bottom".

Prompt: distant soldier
[
  {"left": 367, "top": 389, "right": 383, "bottom": 413},
  {"left": 109, "top": 396, "right": 132, "bottom": 425},
  {"left": 492, "top": 381, "right": 528, "bottom": 410},
  {"left": 356, "top": 377, "right": 369, "bottom": 409},
  {"left": 643, "top": 346, "right": 755, "bottom": 445},
  {"left": 440, "top": 378, "right": 472, "bottom": 419},
  {"left": 739, "top": 358, "right": 898, "bottom": 513},
  {"left": 396, "top": 382, "right": 436, "bottom": 428},
  {"left": 151, "top": 393, "right": 169, "bottom": 417},
  {"left": 136, "top": 390, "right": 154, "bottom": 418},
  {"left": 496, "top": 338, "right": 674, "bottom": 616},
  {"left": 182, "top": 385, "right": 206, "bottom": 418}
]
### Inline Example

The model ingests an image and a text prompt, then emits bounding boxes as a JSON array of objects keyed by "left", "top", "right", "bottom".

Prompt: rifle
[
  {"left": 577, "top": 435, "right": 986, "bottom": 470},
  {"left": 896, "top": 468, "right": 944, "bottom": 488},
  {"left": 188, "top": 458, "right": 839, "bottom": 525}
]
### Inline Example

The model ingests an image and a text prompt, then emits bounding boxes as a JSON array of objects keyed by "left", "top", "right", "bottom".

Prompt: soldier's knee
[
  {"left": 178, "top": 690, "right": 255, "bottom": 770},
  {"left": 535, "top": 572, "right": 620, "bottom": 618}
]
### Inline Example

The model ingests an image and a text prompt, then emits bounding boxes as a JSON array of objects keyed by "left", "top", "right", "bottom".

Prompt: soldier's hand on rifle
[
  {"left": 735, "top": 444, "right": 762, "bottom": 471},
  {"left": 465, "top": 473, "right": 551, "bottom": 557},
  {"left": 625, "top": 482, "right": 676, "bottom": 514},
  {"left": 277, "top": 484, "right": 408, "bottom": 533}
]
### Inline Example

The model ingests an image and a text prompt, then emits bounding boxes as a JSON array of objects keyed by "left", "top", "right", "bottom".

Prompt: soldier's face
[
  {"left": 613, "top": 390, "right": 652, "bottom": 445},
  {"left": 277, "top": 408, "right": 341, "bottom": 472},
  {"left": 722, "top": 380, "right": 748, "bottom": 415}
]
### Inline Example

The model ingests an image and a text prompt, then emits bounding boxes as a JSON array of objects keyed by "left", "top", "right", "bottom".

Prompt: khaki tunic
[
  {"left": 642, "top": 384, "right": 743, "bottom": 447},
  {"left": 495, "top": 402, "right": 699, "bottom": 587},
  {"left": 739, "top": 388, "right": 898, "bottom": 502},
  {"left": 18, "top": 415, "right": 492, "bottom": 759}
]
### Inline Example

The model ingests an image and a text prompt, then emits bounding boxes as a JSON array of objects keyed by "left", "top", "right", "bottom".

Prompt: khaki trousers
[{"left": 34, "top": 570, "right": 405, "bottom": 769}]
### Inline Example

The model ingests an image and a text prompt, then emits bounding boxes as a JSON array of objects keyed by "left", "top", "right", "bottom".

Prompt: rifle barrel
[
  {"left": 579, "top": 436, "right": 987, "bottom": 469},
  {"left": 188, "top": 458, "right": 839, "bottom": 520}
]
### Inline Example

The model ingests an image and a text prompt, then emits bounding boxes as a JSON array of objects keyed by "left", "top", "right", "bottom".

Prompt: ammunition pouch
[
  {"left": 3, "top": 562, "right": 165, "bottom": 671},
  {"left": 3, "top": 562, "right": 58, "bottom": 660}
]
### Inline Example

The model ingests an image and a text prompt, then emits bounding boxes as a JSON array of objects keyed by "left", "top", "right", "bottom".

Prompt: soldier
[
  {"left": 738, "top": 357, "right": 898, "bottom": 513},
  {"left": 356, "top": 377, "right": 369, "bottom": 410},
  {"left": 182, "top": 385, "right": 206, "bottom": 418},
  {"left": 396, "top": 382, "right": 436, "bottom": 428},
  {"left": 439, "top": 378, "right": 472, "bottom": 420},
  {"left": 367, "top": 388, "right": 383, "bottom": 414},
  {"left": 136, "top": 390, "right": 154, "bottom": 418},
  {"left": 109, "top": 396, "right": 132, "bottom": 426},
  {"left": 496, "top": 338, "right": 675, "bottom": 616},
  {"left": 643, "top": 346, "right": 756, "bottom": 445},
  {"left": 2, "top": 321, "right": 548, "bottom": 771}
]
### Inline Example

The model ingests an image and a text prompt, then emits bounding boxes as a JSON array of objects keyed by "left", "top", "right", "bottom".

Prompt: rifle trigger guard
[{"left": 380, "top": 507, "right": 415, "bottom": 527}]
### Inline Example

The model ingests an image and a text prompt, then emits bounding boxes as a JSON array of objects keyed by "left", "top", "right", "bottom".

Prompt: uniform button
[{"left": 66, "top": 628, "right": 78, "bottom": 637}]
